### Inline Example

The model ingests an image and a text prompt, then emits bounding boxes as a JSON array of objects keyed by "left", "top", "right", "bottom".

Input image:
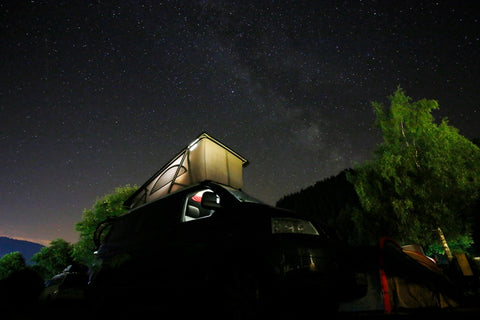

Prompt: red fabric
[{"left": 379, "top": 236, "right": 397, "bottom": 314}]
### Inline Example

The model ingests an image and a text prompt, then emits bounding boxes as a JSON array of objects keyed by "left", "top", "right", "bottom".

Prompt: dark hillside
[
  {"left": 276, "top": 169, "right": 362, "bottom": 243},
  {"left": 0, "top": 237, "right": 44, "bottom": 263}
]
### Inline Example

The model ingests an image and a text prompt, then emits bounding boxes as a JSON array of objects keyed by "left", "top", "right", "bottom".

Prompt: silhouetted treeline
[
  {"left": 276, "top": 167, "right": 480, "bottom": 252},
  {"left": 276, "top": 169, "right": 363, "bottom": 244}
]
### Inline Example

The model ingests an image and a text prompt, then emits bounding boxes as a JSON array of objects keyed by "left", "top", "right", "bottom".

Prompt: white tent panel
[
  {"left": 125, "top": 133, "right": 248, "bottom": 209},
  {"left": 188, "top": 136, "right": 244, "bottom": 190}
]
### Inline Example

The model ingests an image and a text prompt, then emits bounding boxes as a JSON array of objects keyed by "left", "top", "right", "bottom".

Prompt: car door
[{"left": 167, "top": 188, "right": 234, "bottom": 286}]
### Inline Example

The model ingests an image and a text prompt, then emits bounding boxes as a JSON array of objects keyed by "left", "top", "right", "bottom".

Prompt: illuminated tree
[
  {"left": 30, "top": 238, "right": 74, "bottom": 279},
  {"left": 0, "top": 252, "right": 44, "bottom": 307},
  {"left": 73, "top": 185, "right": 137, "bottom": 268},
  {"left": 348, "top": 87, "right": 480, "bottom": 248},
  {"left": 0, "top": 252, "right": 26, "bottom": 280}
]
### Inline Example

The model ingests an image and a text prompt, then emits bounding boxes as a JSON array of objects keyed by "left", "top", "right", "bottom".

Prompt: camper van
[{"left": 87, "top": 134, "right": 364, "bottom": 317}]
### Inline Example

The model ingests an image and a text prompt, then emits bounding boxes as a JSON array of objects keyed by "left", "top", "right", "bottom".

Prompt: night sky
[{"left": 1, "top": 1, "right": 479, "bottom": 245}]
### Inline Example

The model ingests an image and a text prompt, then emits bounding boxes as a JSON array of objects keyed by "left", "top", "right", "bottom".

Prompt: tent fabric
[
  {"left": 124, "top": 133, "right": 248, "bottom": 209},
  {"left": 380, "top": 237, "right": 459, "bottom": 312},
  {"left": 387, "top": 275, "right": 458, "bottom": 310},
  {"left": 339, "top": 237, "right": 460, "bottom": 313}
]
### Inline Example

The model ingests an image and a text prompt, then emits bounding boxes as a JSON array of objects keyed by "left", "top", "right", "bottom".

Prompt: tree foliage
[
  {"left": 0, "top": 252, "right": 26, "bottom": 280},
  {"left": 73, "top": 185, "right": 137, "bottom": 268},
  {"left": 347, "top": 87, "right": 480, "bottom": 248},
  {"left": 30, "top": 238, "right": 74, "bottom": 279}
]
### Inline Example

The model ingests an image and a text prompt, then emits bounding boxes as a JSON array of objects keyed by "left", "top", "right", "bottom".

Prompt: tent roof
[{"left": 124, "top": 132, "right": 248, "bottom": 209}]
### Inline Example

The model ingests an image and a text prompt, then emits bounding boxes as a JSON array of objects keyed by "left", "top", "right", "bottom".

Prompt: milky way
[{"left": 1, "top": 1, "right": 479, "bottom": 245}]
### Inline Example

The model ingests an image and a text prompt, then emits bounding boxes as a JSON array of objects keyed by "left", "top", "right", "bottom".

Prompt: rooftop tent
[{"left": 124, "top": 133, "right": 249, "bottom": 210}]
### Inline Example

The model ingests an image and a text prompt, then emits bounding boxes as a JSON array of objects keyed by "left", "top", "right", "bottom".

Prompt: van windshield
[{"left": 222, "top": 185, "right": 264, "bottom": 204}]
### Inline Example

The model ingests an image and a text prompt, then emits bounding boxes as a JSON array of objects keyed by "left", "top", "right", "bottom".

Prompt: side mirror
[
  {"left": 201, "top": 191, "right": 222, "bottom": 209},
  {"left": 93, "top": 218, "right": 114, "bottom": 250}
]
